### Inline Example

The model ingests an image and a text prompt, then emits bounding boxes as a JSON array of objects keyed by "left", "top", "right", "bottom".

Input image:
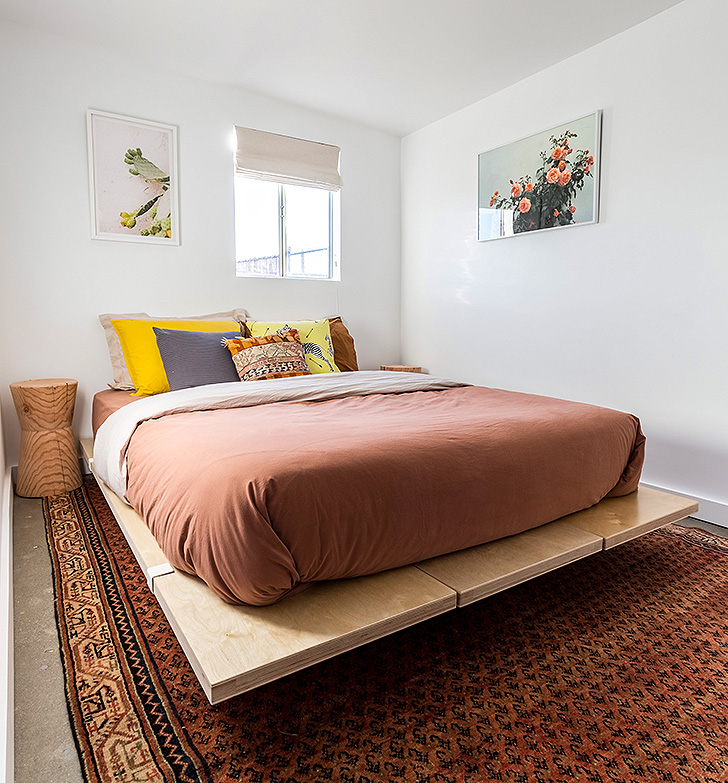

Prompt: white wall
[
  {"left": 0, "top": 20, "right": 402, "bottom": 463},
  {"left": 401, "top": 0, "right": 728, "bottom": 524}
]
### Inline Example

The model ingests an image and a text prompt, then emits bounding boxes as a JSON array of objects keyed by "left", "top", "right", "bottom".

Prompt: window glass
[
  {"left": 234, "top": 178, "right": 280, "bottom": 276},
  {"left": 284, "top": 185, "right": 331, "bottom": 279}
]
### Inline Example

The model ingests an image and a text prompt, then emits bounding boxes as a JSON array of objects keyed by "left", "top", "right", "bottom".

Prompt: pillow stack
[
  {"left": 99, "top": 310, "right": 247, "bottom": 391},
  {"left": 110, "top": 318, "right": 241, "bottom": 396},
  {"left": 99, "top": 311, "right": 359, "bottom": 396}
]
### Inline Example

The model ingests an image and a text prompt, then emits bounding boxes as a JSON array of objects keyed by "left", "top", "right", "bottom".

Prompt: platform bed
[{"left": 80, "top": 438, "right": 696, "bottom": 704}]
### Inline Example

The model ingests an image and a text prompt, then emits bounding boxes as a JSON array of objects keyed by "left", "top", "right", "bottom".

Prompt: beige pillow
[{"left": 99, "top": 309, "right": 248, "bottom": 390}]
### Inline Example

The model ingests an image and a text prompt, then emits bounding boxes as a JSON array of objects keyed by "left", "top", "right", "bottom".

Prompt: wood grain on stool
[
  {"left": 379, "top": 365, "right": 422, "bottom": 373},
  {"left": 10, "top": 378, "right": 82, "bottom": 497}
]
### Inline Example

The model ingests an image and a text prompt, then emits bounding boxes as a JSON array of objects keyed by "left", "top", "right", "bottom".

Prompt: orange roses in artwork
[{"left": 488, "top": 126, "right": 595, "bottom": 234}]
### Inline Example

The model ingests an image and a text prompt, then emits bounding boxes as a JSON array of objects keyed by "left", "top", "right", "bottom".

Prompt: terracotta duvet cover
[{"left": 93, "top": 371, "right": 645, "bottom": 605}]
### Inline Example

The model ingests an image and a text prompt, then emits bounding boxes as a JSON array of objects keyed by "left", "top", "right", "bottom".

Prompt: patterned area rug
[{"left": 44, "top": 477, "right": 728, "bottom": 783}]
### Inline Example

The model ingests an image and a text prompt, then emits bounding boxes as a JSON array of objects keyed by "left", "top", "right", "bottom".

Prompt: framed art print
[
  {"left": 87, "top": 110, "right": 180, "bottom": 244},
  {"left": 478, "top": 111, "right": 601, "bottom": 241}
]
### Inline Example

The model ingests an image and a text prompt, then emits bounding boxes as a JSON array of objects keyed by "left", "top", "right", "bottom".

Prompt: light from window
[{"left": 235, "top": 177, "right": 340, "bottom": 280}]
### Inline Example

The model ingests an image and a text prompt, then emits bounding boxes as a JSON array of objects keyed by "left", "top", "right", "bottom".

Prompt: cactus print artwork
[{"left": 88, "top": 111, "right": 178, "bottom": 243}]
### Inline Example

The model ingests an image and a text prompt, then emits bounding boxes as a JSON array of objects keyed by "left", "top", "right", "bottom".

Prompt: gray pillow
[{"left": 153, "top": 328, "right": 241, "bottom": 391}]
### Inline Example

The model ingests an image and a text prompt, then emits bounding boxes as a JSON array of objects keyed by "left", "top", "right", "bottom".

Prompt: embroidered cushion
[
  {"left": 245, "top": 319, "right": 340, "bottom": 373},
  {"left": 224, "top": 330, "right": 311, "bottom": 382}
]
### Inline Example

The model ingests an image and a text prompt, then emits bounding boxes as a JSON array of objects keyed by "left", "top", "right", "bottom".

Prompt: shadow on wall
[{"left": 641, "top": 431, "right": 728, "bottom": 522}]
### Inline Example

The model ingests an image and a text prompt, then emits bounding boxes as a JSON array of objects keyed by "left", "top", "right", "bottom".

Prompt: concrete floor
[
  {"left": 11, "top": 491, "right": 727, "bottom": 783},
  {"left": 13, "top": 495, "right": 83, "bottom": 783}
]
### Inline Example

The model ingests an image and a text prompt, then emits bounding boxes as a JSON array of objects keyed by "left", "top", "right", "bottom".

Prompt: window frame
[{"left": 235, "top": 177, "right": 340, "bottom": 281}]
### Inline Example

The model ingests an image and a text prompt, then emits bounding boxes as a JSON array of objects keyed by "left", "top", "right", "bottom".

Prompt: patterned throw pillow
[
  {"left": 224, "top": 330, "right": 311, "bottom": 382},
  {"left": 245, "top": 319, "right": 340, "bottom": 374}
]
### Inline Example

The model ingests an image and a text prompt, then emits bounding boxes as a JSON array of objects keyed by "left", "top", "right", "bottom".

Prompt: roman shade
[{"left": 234, "top": 126, "right": 341, "bottom": 191}]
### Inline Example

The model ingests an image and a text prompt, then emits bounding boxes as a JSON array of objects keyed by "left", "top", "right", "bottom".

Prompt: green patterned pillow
[{"left": 245, "top": 319, "right": 340, "bottom": 374}]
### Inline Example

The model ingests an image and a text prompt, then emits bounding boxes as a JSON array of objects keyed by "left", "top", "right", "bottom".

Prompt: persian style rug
[{"left": 44, "top": 477, "right": 728, "bottom": 783}]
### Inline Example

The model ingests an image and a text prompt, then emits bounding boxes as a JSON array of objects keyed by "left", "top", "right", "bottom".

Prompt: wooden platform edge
[
  {"left": 154, "top": 567, "right": 457, "bottom": 704},
  {"left": 563, "top": 485, "right": 699, "bottom": 549},
  {"left": 417, "top": 487, "right": 697, "bottom": 609},
  {"left": 418, "top": 522, "right": 603, "bottom": 608}
]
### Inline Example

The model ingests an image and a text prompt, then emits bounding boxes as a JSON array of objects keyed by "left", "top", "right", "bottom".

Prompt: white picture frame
[
  {"left": 87, "top": 110, "right": 180, "bottom": 245},
  {"left": 478, "top": 111, "right": 601, "bottom": 241}
]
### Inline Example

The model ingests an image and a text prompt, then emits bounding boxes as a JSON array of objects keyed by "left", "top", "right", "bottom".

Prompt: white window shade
[{"left": 234, "top": 126, "right": 341, "bottom": 191}]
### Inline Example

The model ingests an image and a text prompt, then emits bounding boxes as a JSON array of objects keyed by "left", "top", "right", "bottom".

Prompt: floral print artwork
[{"left": 478, "top": 112, "right": 600, "bottom": 240}]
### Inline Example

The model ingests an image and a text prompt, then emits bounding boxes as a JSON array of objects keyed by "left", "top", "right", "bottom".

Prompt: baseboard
[
  {"left": 640, "top": 482, "right": 728, "bottom": 529},
  {"left": 0, "top": 467, "right": 14, "bottom": 783}
]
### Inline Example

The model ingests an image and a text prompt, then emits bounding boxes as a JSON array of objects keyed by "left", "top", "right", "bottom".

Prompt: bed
[
  {"left": 86, "top": 313, "right": 697, "bottom": 702},
  {"left": 93, "top": 370, "right": 648, "bottom": 605}
]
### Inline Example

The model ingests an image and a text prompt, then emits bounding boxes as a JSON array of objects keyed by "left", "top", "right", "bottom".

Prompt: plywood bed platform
[{"left": 80, "top": 439, "right": 697, "bottom": 704}]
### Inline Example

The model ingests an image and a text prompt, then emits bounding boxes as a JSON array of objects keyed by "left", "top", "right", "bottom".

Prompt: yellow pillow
[
  {"left": 246, "top": 320, "right": 340, "bottom": 374},
  {"left": 111, "top": 319, "right": 240, "bottom": 395}
]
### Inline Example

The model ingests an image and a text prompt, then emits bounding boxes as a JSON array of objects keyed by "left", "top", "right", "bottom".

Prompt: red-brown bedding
[
  {"left": 92, "top": 389, "right": 138, "bottom": 435},
  {"left": 95, "top": 377, "right": 644, "bottom": 606}
]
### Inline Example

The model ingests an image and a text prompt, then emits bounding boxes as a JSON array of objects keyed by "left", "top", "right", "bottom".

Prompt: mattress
[{"left": 93, "top": 371, "right": 645, "bottom": 606}]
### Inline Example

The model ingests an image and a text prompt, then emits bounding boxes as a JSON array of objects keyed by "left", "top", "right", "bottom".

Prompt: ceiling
[{"left": 0, "top": 0, "right": 685, "bottom": 136}]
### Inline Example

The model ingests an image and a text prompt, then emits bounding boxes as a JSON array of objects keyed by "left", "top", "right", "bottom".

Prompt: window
[
  {"left": 233, "top": 126, "right": 341, "bottom": 280},
  {"left": 234, "top": 178, "right": 340, "bottom": 279}
]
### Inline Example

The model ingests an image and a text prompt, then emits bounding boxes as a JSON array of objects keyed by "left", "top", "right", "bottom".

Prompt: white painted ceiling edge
[{"left": 0, "top": 0, "right": 685, "bottom": 136}]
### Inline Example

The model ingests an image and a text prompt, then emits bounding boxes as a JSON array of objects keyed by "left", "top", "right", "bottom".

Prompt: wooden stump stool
[
  {"left": 10, "top": 378, "right": 82, "bottom": 497},
  {"left": 379, "top": 365, "right": 422, "bottom": 373}
]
